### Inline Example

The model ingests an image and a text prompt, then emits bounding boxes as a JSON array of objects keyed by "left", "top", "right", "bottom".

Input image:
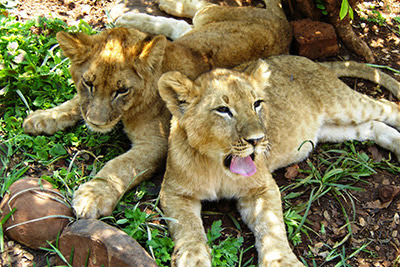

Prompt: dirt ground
[{"left": 3, "top": 0, "right": 400, "bottom": 266}]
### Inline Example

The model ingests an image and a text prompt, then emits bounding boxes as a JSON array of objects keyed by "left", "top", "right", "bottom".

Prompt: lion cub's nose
[{"left": 244, "top": 134, "right": 265, "bottom": 146}]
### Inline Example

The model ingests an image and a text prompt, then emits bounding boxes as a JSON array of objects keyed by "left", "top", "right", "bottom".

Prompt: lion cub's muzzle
[{"left": 223, "top": 134, "right": 269, "bottom": 177}]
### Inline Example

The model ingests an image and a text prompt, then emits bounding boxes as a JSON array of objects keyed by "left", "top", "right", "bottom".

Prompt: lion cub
[{"left": 157, "top": 55, "right": 400, "bottom": 266}]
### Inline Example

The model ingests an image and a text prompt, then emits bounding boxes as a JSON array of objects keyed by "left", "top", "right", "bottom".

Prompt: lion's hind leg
[
  {"left": 319, "top": 121, "right": 400, "bottom": 160},
  {"left": 319, "top": 94, "right": 400, "bottom": 160}
]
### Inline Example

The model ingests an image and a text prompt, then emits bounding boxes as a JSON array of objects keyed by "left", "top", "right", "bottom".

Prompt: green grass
[{"left": 207, "top": 220, "right": 256, "bottom": 267}]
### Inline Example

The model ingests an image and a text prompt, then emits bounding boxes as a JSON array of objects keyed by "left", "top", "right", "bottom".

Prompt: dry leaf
[
  {"left": 379, "top": 185, "right": 400, "bottom": 203},
  {"left": 365, "top": 199, "right": 391, "bottom": 209},
  {"left": 284, "top": 164, "right": 299, "bottom": 179},
  {"left": 367, "top": 145, "right": 383, "bottom": 162}
]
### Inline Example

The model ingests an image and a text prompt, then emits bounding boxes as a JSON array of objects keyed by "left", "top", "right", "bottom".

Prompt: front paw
[
  {"left": 23, "top": 110, "right": 60, "bottom": 135},
  {"left": 72, "top": 178, "right": 120, "bottom": 219},
  {"left": 261, "top": 250, "right": 305, "bottom": 267},
  {"left": 172, "top": 242, "right": 211, "bottom": 267}
]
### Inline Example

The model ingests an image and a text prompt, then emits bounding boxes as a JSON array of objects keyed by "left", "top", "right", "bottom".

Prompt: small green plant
[
  {"left": 206, "top": 220, "right": 253, "bottom": 267},
  {"left": 314, "top": 0, "right": 354, "bottom": 19},
  {"left": 114, "top": 195, "right": 174, "bottom": 267},
  {"left": 361, "top": 7, "right": 386, "bottom": 26},
  {"left": 315, "top": 0, "right": 328, "bottom": 16}
]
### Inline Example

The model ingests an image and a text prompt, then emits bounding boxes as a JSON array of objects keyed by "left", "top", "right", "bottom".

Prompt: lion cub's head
[
  {"left": 158, "top": 63, "right": 271, "bottom": 177},
  {"left": 56, "top": 28, "right": 167, "bottom": 132}
]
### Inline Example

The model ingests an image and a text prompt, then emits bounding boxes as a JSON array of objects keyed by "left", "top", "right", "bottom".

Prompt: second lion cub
[{"left": 157, "top": 55, "right": 400, "bottom": 266}]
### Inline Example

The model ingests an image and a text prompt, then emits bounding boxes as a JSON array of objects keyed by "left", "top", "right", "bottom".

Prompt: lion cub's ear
[
  {"left": 56, "top": 32, "right": 95, "bottom": 64},
  {"left": 136, "top": 35, "right": 167, "bottom": 73},
  {"left": 247, "top": 59, "right": 272, "bottom": 90},
  {"left": 158, "top": 71, "right": 197, "bottom": 118}
]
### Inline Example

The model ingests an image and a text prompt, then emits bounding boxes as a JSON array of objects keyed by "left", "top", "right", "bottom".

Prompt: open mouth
[{"left": 224, "top": 153, "right": 257, "bottom": 177}]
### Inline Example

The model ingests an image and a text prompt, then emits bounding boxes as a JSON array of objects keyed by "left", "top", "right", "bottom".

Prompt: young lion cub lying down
[{"left": 157, "top": 55, "right": 400, "bottom": 266}]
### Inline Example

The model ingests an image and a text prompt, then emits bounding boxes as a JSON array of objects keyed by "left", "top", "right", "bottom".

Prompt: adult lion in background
[
  {"left": 157, "top": 55, "right": 400, "bottom": 266},
  {"left": 22, "top": 0, "right": 292, "bottom": 218}
]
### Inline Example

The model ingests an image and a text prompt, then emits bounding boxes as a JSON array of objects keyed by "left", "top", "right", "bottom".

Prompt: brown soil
[{"left": 3, "top": 0, "right": 400, "bottom": 266}]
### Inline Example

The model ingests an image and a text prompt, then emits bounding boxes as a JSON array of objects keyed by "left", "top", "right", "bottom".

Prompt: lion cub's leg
[
  {"left": 115, "top": 13, "right": 192, "bottom": 40},
  {"left": 73, "top": 120, "right": 168, "bottom": 218},
  {"left": 320, "top": 121, "right": 400, "bottom": 160},
  {"left": 320, "top": 89, "right": 400, "bottom": 159},
  {"left": 192, "top": 0, "right": 286, "bottom": 28},
  {"left": 158, "top": 0, "right": 214, "bottom": 18},
  {"left": 23, "top": 95, "right": 81, "bottom": 135},
  {"left": 237, "top": 178, "right": 304, "bottom": 266},
  {"left": 160, "top": 189, "right": 211, "bottom": 267}
]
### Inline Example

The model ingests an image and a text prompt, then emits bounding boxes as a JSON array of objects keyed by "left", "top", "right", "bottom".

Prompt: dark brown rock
[
  {"left": 0, "top": 178, "right": 73, "bottom": 249},
  {"left": 57, "top": 219, "right": 158, "bottom": 267},
  {"left": 291, "top": 19, "right": 339, "bottom": 59}
]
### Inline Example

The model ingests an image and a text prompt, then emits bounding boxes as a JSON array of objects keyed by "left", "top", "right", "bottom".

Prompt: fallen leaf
[
  {"left": 284, "top": 164, "right": 299, "bottom": 179},
  {"left": 368, "top": 145, "right": 383, "bottom": 162},
  {"left": 323, "top": 210, "right": 330, "bottom": 220},
  {"left": 378, "top": 185, "right": 400, "bottom": 203},
  {"left": 364, "top": 199, "right": 391, "bottom": 209}
]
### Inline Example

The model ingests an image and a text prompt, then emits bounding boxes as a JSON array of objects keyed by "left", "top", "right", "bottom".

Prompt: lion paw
[
  {"left": 261, "top": 250, "right": 305, "bottom": 267},
  {"left": 172, "top": 243, "right": 211, "bottom": 267},
  {"left": 23, "top": 110, "right": 61, "bottom": 135},
  {"left": 23, "top": 109, "right": 78, "bottom": 135},
  {"left": 72, "top": 179, "right": 120, "bottom": 219}
]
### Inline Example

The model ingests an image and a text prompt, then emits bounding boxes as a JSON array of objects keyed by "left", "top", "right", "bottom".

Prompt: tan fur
[
  {"left": 22, "top": 1, "right": 291, "bottom": 218},
  {"left": 158, "top": 55, "right": 400, "bottom": 266}
]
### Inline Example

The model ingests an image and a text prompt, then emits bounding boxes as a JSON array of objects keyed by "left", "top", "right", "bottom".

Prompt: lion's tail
[{"left": 320, "top": 61, "right": 400, "bottom": 99}]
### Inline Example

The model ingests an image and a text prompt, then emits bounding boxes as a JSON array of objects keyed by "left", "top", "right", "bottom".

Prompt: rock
[
  {"left": 291, "top": 19, "right": 339, "bottom": 59},
  {"left": 0, "top": 178, "right": 73, "bottom": 250},
  {"left": 57, "top": 219, "right": 158, "bottom": 267}
]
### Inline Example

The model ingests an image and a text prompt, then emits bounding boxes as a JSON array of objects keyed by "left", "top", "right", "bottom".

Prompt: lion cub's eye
[
  {"left": 82, "top": 78, "right": 94, "bottom": 94},
  {"left": 116, "top": 86, "right": 129, "bottom": 96},
  {"left": 215, "top": 106, "right": 233, "bottom": 117},
  {"left": 254, "top": 100, "right": 264, "bottom": 111}
]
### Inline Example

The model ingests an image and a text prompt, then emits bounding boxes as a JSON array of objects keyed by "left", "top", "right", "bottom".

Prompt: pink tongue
[{"left": 230, "top": 156, "right": 257, "bottom": 177}]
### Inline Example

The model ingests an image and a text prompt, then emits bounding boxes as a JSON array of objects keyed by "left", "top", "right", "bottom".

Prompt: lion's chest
[{"left": 183, "top": 163, "right": 268, "bottom": 201}]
